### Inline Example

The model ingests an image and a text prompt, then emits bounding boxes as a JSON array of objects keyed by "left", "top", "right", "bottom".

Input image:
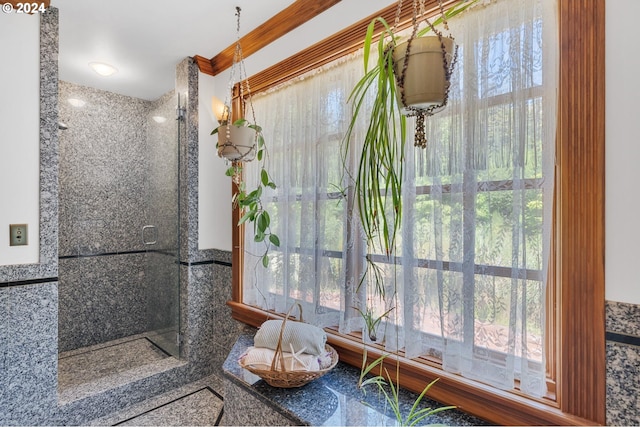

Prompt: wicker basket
[{"left": 240, "top": 304, "right": 339, "bottom": 388}]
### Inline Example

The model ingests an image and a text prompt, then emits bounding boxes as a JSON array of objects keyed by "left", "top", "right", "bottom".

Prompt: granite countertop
[{"left": 223, "top": 334, "right": 489, "bottom": 426}]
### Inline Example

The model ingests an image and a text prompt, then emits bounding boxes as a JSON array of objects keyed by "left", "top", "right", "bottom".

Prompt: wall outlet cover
[{"left": 9, "top": 224, "right": 28, "bottom": 246}]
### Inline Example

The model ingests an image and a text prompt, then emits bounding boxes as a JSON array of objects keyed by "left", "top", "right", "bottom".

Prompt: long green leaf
[
  {"left": 257, "top": 211, "right": 270, "bottom": 233},
  {"left": 238, "top": 209, "right": 254, "bottom": 226},
  {"left": 358, "top": 348, "right": 388, "bottom": 388},
  {"left": 360, "top": 376, "right": 387, "bottom": 389},
  {"left": 269, "top": 234, "right": 280, "bottom": 247}
]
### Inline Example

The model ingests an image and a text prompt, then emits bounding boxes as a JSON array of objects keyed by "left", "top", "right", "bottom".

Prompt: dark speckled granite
[
  {"left": 606, "top": 300, "right": 640, "bottom": 425},
  {"left": 607, "top": 300, "right": 640, "bottom": 337},
  {"left": 223, "top": 334, "right": 489, "bottom": 426}
]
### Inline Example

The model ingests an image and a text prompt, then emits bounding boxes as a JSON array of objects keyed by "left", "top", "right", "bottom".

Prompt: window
[{"left": 228, "top": 0, "right": 605, "bottom": 424}]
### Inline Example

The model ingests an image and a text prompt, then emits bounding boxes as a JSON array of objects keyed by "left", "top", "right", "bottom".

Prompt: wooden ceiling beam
[{"left": 196, "top": 0, "right": 342, "bottom": 77}]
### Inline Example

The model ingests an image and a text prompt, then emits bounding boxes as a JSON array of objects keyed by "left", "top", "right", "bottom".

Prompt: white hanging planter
[
  {"left": 392, "top": 36, "right": 456, "bottom": 113},
  {"left": 217, "top": 124, "right": 257, "bottom": 162}
]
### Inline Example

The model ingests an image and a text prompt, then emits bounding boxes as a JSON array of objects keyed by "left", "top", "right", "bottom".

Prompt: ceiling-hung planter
[
  {"left": 392, "top": 36, "right": 455, "bottom": 111},
  {"left": 342, "top": 0, "right": 470, "bottom": 257},
  {"left": 339, "top": 0, "right": 472, "bottom": 407},
  {"left": 211, "top": 6, "right": 279, "bottom": 268},
  {"left": 392, "top": 0, "right": 460, "bottom": 148},
  {"left": 211, "top": 5, "right": 263, "bottom": 164},
  {"left": 216, "top": 120, "right": 258, "bottom": 162}
]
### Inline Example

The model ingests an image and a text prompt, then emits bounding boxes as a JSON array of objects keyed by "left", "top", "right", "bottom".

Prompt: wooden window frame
[{"left": 227, "top": 0, "right": 605, "bottom": 424}]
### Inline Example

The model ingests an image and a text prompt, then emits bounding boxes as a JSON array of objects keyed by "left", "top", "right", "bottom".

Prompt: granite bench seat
[{"left": 222, "top": 334, "right": 488, "bottom": 426}]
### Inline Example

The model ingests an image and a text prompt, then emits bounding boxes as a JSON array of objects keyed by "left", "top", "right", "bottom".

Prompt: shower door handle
[{"left": 142, "top": 225, "right": 158, "bottom": 245}]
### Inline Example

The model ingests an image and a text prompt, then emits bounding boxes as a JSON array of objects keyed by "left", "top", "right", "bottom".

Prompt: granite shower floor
[{"left": 58, "top": 334, "right": 172, "bottom": 393}]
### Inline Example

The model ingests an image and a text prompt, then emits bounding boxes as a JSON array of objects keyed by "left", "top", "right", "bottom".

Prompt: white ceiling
[
  {"left": 51, "top": 0, "right": 297, "bottom": 100},
  {"left": 50, "top": 0, "right": 399, "bottom": 101}
]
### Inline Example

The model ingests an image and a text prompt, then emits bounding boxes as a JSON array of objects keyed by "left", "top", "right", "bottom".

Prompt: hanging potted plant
[
  {"left": 343, "top": 0, "right": 473, "bottom": 337},
  {"left": 340, "top": 0, "right": 474, "bottom": 417},
  {"left": 343, "top": 0, "right": 473, "bottom": 256},
  {"left": 214, "top": 118, "right": 259, "bottom": 162},
  {"left": 212, "top": 6, "right": 279, "bottom": 267}
]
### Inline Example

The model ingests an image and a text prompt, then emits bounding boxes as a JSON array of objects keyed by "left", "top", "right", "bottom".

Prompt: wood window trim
[
  {"left": 194, "top": 0, "right": 341, "bottom": 77},
  {"left": 228, "top": 0, "right": 606, "bottom": 425}
]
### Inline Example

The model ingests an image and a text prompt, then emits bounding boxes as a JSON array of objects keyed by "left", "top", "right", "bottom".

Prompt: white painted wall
[
  {"left": 0, "top": 14, "right": 40, "bottom": 266},
  {"left": 198, "top": 71, "right": 233, "bottom": 251},
  {"left": 605, "top": 0, "right": 640, "bottom": 304}
]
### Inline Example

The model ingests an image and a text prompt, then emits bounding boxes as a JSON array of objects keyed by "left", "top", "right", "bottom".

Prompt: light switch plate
[{"left": 9, "top": 224, "right": 28, "bottom": 246}]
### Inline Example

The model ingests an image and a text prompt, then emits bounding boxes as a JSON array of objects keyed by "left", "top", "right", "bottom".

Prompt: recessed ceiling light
[
  {"left": 152, "top": 116, "right": 167, "bottom": 123},
  {"left": 89, "top": 61, "right": 118, "bottom": 77},
  {"left": 68, "top": 98, "right": 86, "bottom": 107}
]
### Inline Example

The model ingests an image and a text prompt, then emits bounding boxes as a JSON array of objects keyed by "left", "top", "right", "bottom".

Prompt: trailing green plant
[
  {"left": 211, "top": 6, "right": 279, "bottom": 268},
  {"left": 341, "top": 0, "right": 475, "bottom": 343},
  {"left": 212, "top": 118, "right": 280, "bottom": 268},
  {"left": 341, "top": 0, "right": 474, "bottom": 261},
  {"left": 341, "top": 0, "right": 475, "bottom": 422},
  {"left": 342, "top": 14, "right": 406, "bottom": 259}
]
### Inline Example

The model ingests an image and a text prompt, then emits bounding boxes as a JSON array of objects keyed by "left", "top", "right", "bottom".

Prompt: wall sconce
[{"left": 211, "top": 96, "right": 229, "bottom": 124}]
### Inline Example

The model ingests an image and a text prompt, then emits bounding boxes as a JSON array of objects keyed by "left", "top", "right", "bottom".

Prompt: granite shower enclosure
[
  {"left": 58, "top": 81, "right": 181, "bottom": 355},
  {"left": 1, "top": 9, "right": 242, "bottom": 422}
]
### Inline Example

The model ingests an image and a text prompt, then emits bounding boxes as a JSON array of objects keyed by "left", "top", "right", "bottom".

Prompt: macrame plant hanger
[
  {"left": 218, "top": 6, "right": 258, "bottom": 164},
  {"left": 391, "top": 0, "right": 458, "bottom": 149}
]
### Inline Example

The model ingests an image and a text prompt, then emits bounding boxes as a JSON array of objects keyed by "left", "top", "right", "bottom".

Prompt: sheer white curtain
[
  {"left": 243, "top": 55, "right": 365, "bottom": 328},
  {"left": 401, "top": 0, "right": 558, "bottom": 396},
  {"left": 243, "top": 0, "right": 557, "bottom": 397}
]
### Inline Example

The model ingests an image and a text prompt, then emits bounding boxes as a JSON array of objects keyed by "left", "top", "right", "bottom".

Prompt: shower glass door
[{"left": 143, "top": 91, "right": 182, "bottom": 358}]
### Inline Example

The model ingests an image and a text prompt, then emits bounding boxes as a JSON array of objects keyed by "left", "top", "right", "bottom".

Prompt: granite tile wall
[
  {"left": 58, "top": 255, "right": 147, "bottom": 351},
  {"left": 0, "top": 283, "right": 58, "bottom": 425},
  {"left": 175, "top": 57, "right": 246, "bottom": 373},
  {"left": 0, "top": 9, "right": 60, "bottom": 426},
  {"left": 58, "top": 83, "right": 179, "bottom": 256},
  {"left": 57, "top": 81, "right": 181, "bottom": 351},
  {"left": 2, "top": 13, "right": 233, "bottom": 425},
  {"left": 58, "top": 80, "right": 151, "bottom": 258},
  {"left": 606, "top": 300, "right": 640, "bottom": 426},
  {"left": 181, "top": 262, "right": 250, "bottom": 375}
]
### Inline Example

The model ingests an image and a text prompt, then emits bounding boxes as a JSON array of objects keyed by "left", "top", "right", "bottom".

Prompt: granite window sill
[{"left": 222, "top": 334, "right": 488, "bottom": 426}]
